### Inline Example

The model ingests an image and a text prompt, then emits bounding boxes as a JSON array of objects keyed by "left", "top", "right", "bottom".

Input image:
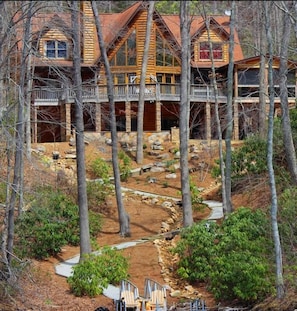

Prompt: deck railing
[{"left": 33, "top": 83, "right": 228, "bottom": 105}]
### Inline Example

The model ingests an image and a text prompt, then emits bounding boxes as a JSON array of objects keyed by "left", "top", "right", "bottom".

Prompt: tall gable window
[
  {"left": 111, "top": 30, "right": 136, "bottom": 66},
  {"left": 199, "top": 42, "right": 222, "bottom": 60},
  {"left": 156, "top": 31, "right": 179, "bottom": 67},
  {"left": 46, "top": 40, "right": 67, "bottom": 58}
]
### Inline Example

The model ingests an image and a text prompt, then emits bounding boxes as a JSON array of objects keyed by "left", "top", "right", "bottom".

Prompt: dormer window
[
  {"left": 46, "top": 40, "right": 67, "bottom": 58},
  {"left": 199, "top": 42, "right": 223, "bottom": 60}
]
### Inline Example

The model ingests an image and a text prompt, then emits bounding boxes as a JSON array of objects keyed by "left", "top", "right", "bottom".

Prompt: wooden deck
[
  {"left": 33, "top": 83, "right": 296, "bottom": 107},
  {"left": 32, "top": 83, "right": 227, "bottom": 105}
]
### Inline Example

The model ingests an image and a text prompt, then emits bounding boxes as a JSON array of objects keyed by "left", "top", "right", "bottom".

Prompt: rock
[
  {"left": 148, "top": 177, "right": 157, "bottom": 183},
  {"left": 150, "top": 166, "right": 165, "bottom": 173},
  {"left": 65, "top": 148, "right": 76, "bottom": 154},
  {"left": 173, "top": 163, "right": 180, "bottom": 170},
  {"left": 165, "top": 173, "right": 177, "bottom": 179},
  {"left": 154, "top": 161, "right": 166, "bottom": 167},
  {"left": 65, "top": 154, "right": 76, "bottom": 159},
  {"left": 36, "top": 145, "right": 46, "bottom": 153},
  {"left": 156, "top": 153, "right": 170, "bottom": 160},
  {"left": 150, "top": 198, "right": 159, "bottom": 204},
  {"left": 174, "top": 151, "right": 180, "bottom": 159},
  {"left": 69, "top": 136, "right": 75, "bottom": 146},
  {"left": 151, "top": 144, "right": 164, "bottom": 150},
  {"left": 170, "top": 290, "right": 181, "bottom": 297},
  {"left": 162, "top": 201, "right": 173, "bottom": 208},
  {"left": 141, "top": 164, "right": 154, "bottom": 172},
  {"left": 161, "top": 222, "right": 170, "bottom": 231},
  {"left": 105, "top": 138, "right": 112, "bottom": 146}
]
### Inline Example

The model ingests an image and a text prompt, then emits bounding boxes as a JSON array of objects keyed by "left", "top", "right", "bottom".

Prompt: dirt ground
[{"left": 4, "top": 138, "right": 253, "bottom": 311}]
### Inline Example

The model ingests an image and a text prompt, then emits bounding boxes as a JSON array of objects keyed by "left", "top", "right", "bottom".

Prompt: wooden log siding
[
  {"left": 194, "top": 29, "right": 228, "bottom": 63},
  {"left": 81, "top": 1, "right": 95, "bottom": 64},
  {"left": 39, "top": 30, "right": 69, "bottom": 58}
]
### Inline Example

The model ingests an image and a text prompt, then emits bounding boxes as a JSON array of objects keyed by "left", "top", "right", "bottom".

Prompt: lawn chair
[
  {"left": 143, "top": 278, "right": 167, "bottom": 311},
  {"left": 120, "top": 280, "right": 141, "bottom": 311}
]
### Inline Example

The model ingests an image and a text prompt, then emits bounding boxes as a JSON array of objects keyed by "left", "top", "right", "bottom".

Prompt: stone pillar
[
  {"left": 206, "top": 102, "right": 211, "bottom": 140},
  {"left": 95, "top": 103, "right": 101, "bottom": 133},
  {"left": 233, "top": 100, "right": 239, "bottom": 140},
  {"left": 156, "top": 101, "right": 161, "bottom": 132},
  {"left": 125, "top": 101, "right": 131, "bottom": 132}
]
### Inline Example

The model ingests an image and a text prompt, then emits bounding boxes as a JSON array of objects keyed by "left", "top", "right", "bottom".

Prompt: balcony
[{"left": 33, "top": 83, "right": 227, "bottom": 106}]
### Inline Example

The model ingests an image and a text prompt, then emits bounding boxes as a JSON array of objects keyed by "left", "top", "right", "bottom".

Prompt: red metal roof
[{"left": 17, "top": 1, "right": 244, "bottom": 68}]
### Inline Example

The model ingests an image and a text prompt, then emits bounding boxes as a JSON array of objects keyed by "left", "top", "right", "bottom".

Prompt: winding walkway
[{"left": 55, "top": 189, "right": 223, "bottom": 300}]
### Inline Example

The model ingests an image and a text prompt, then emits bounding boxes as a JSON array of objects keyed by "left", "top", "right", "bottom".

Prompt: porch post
[
  {"left": 95, "top": 103, "right": 101, "bottom": 133},
  {"left": 125, "top": 101, "right": 131, "bottom": 132},
  {"left": 233, "top": 100, "right": 239, "bottom": 140},
  {"left": 60, "top": 104, "right": 66, "bottom": 141},
  {"left": 32, "top": 107, "right": 37, "bottom": 143},
  {"left": 206, "top": 102, "right": 211, "bottom": 140},
  {"left": 65, "top": 103, "right": 72, "bottom": 140},
  {"left": 156, "top": 101, "right": 161, "bottom": 132}
]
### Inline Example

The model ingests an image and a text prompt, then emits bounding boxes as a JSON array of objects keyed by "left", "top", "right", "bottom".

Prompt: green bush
[
  {"left": 67, "top": 246, "right": 129, "bottom": 297},
  {"left": 87, "top": 180, "right": 113, "bottom": 209},
  {"left": 118, "top": 150, "right": 132, "bottom": 182},
  {"left": 173, "top": 207, "right": 274, "bottom": 303},
  {"left": 15, "top": 187, "right": 102, "bottom": 259},
  {"left": 190, "top": 179, "right": 203, "bottom": 209},
  {"left": 174, "top": 220, "right": 217, "bottom": 281},
  {"left": 279, "top": 187, "right": 297, "bottom": 263},
  {"left": 209, "top": 208, "right": 273, "bottom": 302},
  {"left": 90, "top": 157, "right": 111, "bottom": 180},
  {"left": 0, "top": 182, "right": 6, "bottom": 203}
]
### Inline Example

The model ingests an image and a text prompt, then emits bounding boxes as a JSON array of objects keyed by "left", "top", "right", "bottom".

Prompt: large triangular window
[
  {"left": 156, "top": 31, "right": 179, "bottom": 67},
  {"left": 110, "top": 29, "right": 136, "bottom": 66}
]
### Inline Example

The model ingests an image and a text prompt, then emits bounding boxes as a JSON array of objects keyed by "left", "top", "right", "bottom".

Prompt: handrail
[{"left": 33, "top": 83, "right": 227, "bottom": 103}]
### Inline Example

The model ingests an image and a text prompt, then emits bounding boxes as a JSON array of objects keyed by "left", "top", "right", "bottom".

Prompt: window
[
  {"left": 156, "top": 31, "right": 179, "bottom": 67},
  {"left": 199, "top": 42, "right": 223, "bottom": 60},
  {"left": 110, "top": 30, "right": 136, "bottom": 66},
  {"left": 46, "top": 40, "right": 67, "bottom": 58},
  {"left": 238, "top": 69, "right": 259, "bottom": 85}
]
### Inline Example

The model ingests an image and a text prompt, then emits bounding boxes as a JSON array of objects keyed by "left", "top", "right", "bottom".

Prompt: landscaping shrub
[
  {"left": 90, "top": 157, "right": 111, "bottom": 180},
  {"left": 279, "top": 186, "right": 297, "bottom": 288},
  {"left": 173, "top": 207, "right": 274, "bottom": 303},
  {"left": 15, "top": 187, "right": 102, "bottom": 259},
  {"left": 87, "top": 180, "right": 113, "bottom": 210},
  {"left": 67, "top": 246, "right": 129, "bottom": 297},
  {"left": 118, "top": 150, "right": 132, "bottom": 182}
]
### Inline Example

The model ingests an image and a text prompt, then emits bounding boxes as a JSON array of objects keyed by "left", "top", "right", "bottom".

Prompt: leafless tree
[
  {"left": 92, "top": 1, "right": 130, "bottom": 237},
  {"left": 6, "top": 0, "right": 35, "bottom": 266},
  {"left": 179, "top": 0, "right": 193, "bottom": 227},
  {"left": 278, "top": 1, "right": 297, "bottom": 185},
  {"left": 258, "top": 1, "right": 267, "bottom": 139},
  {"left": 224, "top": 0, "right": 235, "bottom": 214},
  {"left": 203, "top": 7, "right": 227, "bottom": 214},
  {"left": 136, "top": 1, "right": 154, "bottom": 165},
  {"left": 264, "top": 0, "right": 284, "bottom": 300},
  {"left": 71, "top": 1, "right": 91, "bottom": 258}
]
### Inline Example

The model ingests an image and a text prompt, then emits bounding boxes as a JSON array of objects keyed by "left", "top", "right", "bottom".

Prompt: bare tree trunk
[
  {"left": 92, "top": 1, "right": 130, "bottom": 237},
  {"left": 279, "top": 1, "right": 297, "bottom": 185},
  {"left": 71, "top": 1, "right": 91, "bottom": 258},
  {"left": 264, "top": 1, "right": 284, "bottom": 300},
  {"left": 258, "top": 1, "right": 267, "bottom": 139},
  {"left": 25, "top": 42, "right": 33, "bottom": 160},
  {"left": 136, "top": 1, "right": 154, "bottom": 164},
  {"left": 224, "top": 0, "right": 235, "bottom": 214},
  {"left": 7, "top": 0, "right": 33, "bottom": 263},
  {"left": 204, "top": 10, "right": 227, "bottom": 215},
  {"left": 179, "top": 0, "right": 193, "bottom": 227}
]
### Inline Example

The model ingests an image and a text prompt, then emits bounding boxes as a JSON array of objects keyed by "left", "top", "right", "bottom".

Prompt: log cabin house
[{"left": 28, "top": 1, "right": 297, "bottom": 143}]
